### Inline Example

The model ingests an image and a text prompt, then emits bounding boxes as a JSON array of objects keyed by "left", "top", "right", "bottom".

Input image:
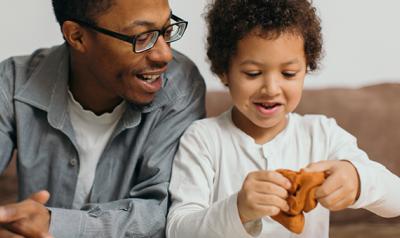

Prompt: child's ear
[{"left": 219, "top": 73, "right": 229, "bottom": 87}]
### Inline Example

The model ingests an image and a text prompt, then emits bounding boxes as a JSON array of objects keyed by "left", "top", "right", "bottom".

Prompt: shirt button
[
  {"left": 262, "top": 148, "right": 269, "bottom": 159},
  {"left": 69, "top": 158, "right": 77, "bottom": 167}
]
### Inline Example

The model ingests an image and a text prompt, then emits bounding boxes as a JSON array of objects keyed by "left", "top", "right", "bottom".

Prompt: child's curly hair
[{"left": 205, "top": 0, "right": 323, "bottom": 76}]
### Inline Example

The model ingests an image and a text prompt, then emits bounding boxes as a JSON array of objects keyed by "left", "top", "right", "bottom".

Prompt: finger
[
  {"left": 0, "top": 204, "right": 23, "bottom": 223},
  {"left": 255, "top": 171, "right": 291, "bottom": 190},
  {"left": 254, "top": 204, "right": 282, "bottom": 217},
  {"left": 6, "top": 220, "right": 53, "bottom": 238},
  {"left": 304, "top": 160, "right": 336, "bottom": 173},
  {"left": 328, "top": 196, "right": 354, "bottom": 211},
  {"left": 0, "top": 199, "right": 43, "bottom": 223},
  {"left": 253, "top": 180, "right": 288, "bottom": 199},
  {"left": 314, "top": 173, "right": 343, "bottom": 198},
  {"left": 253, "top": 193, "right": 290, "bottom": 212},
  {"left": 29, "top": 191, "right": 50, "bottom": 205},
  {"left": 0, "top": 226, "right": 24, "bottom": 238},
  {"left": 317, "top": 186, "right": 344, "bottom": 209}
]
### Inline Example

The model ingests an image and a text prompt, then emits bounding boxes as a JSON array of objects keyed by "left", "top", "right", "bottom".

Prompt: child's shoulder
[
  {"left": 290, "top": 112, "right": 341, "bottom": 132},
  {"left": 185, "top": 110, "right": 232, "bottom": 135}
]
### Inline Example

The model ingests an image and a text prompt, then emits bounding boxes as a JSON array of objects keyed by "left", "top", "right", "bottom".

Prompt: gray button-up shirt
[{"left": 0, "top": 44, "right": 206, "bottom": 237}]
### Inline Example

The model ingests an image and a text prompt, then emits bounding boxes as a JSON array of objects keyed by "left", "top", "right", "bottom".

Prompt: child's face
[{"left": 222, "top": 31, "right": 307, "bottom": 142}]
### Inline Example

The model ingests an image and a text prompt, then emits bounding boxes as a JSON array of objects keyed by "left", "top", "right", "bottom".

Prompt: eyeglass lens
[{"left": 134, "top": 22, "right": 186, "bottom": 52}]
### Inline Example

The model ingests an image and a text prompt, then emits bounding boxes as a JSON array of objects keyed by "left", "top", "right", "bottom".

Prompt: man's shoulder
[
  {"left": 0, "top": 46, "right": 59, "bottom": 91},
  {"left": 166, "top": 49, "right": 205, "bottom": 92},
  {"left": 171, "top": 49, "right": 197, "bottom": 70}
]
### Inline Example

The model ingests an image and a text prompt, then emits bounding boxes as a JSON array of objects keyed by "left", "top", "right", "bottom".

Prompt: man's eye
[
  {"left": 165, "top": 29, "right": 173, "bottom": 38},
  {"left": 136, "top": 33, "right": 152, "bottom": 43}
]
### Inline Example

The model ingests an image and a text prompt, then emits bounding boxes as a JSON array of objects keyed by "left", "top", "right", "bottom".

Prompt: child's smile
[
  {"left": 254, "top": 102, "right": 283, "bottom": 117},
  {"left": 223, "top": 30, "right": 307, "bottom": 144}
]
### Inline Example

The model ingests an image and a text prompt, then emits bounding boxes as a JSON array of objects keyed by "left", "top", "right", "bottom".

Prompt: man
[{"left": 0, "top": 0, "right": 205, "bottom": 237}]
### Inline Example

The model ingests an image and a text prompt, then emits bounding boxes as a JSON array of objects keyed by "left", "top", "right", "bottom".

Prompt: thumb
[
  {"left": 29, "top": 190, "right": 50, "bottom": 204},
  {"left": 303, "top": 161, "right": 335, "bottom": 173}
]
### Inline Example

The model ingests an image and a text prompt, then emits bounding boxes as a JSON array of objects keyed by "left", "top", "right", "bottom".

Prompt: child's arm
[
  {"left": 166, "top": 122, "right": 269, "bottom": 238},
  {"left": 305, "top": 118, "right": 400, "bottom": 217}
]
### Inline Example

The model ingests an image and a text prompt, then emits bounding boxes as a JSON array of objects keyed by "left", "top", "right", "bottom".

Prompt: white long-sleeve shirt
[{"left": 167, "top": 110, "right": 400, "bottom": 238}]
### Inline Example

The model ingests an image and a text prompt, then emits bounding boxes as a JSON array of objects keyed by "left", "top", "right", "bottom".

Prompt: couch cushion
[
  {"left": 296, "top": 83, "right": 400, "bottom": 176},
  {"left": 297, "top": 83, "right": 400, "bottom": 224}
]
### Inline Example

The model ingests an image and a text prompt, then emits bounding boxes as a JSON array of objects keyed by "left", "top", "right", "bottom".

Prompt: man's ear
[
  {"left": 219, "top": 73, "right": 229, "bottom": 87},
  {"left": 61, "top": 21, "right": 87, "bottom": 53}
]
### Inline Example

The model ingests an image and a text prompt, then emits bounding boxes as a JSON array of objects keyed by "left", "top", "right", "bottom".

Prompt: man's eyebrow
[{"left": 121, "top": 11, "right": 173, "bottom": 32}]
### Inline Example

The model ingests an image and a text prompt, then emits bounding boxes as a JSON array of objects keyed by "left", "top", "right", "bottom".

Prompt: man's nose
[{"left": 147, "top": 36, "right": 173, "bottom": 64}]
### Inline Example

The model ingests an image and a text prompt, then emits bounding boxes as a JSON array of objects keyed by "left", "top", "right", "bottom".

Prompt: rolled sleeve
[{"left": 48, "top": 208, "right": 85, "bottom": 237}]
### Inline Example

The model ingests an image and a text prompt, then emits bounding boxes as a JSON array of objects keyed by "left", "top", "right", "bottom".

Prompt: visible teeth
[
  {"left": 261, "top": 103, "right": 277, "bottom": 109},
  {"left": 141, "top": 74, "right": 160, "bottom": 83}
]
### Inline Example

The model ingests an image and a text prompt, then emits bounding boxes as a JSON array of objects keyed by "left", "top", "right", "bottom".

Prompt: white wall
[
  {"left": 0, "top": 1, "right": 62, "bottom": 60},
  {"left": 1, "top": 0, "right": 400, "bottom": 90}
]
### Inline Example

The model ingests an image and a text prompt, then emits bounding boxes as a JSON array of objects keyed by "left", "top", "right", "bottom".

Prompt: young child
[{"left": 166, "top": 0, "right": 400, "bottom": 237}]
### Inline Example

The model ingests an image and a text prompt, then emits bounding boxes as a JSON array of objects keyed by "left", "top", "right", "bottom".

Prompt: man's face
[{"left": 81, "top": 0, "right": 173, "bottom": 105}]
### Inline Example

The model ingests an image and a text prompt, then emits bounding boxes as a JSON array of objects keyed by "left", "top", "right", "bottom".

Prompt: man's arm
[
  {"left": 0, "top": 58, "right": 16, "bottom": 172},
  {"left": 48, "top": 64, "right": 206, "bottom": 238},
  {"left": 0, "top": 55, "right": 205, "bottom": 238},
  {"left": 0, "top": 59, "right": 24, "bottom": 237}
]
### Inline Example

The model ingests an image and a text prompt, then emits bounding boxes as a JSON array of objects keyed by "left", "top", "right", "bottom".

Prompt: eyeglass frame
[{"left": 68, "top": 14, "right": 188, "bottom": 53}]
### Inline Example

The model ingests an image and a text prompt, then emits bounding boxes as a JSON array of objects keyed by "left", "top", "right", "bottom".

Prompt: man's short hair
[{"left": 52, "top": 0, "right": 115, "bottom": 25}]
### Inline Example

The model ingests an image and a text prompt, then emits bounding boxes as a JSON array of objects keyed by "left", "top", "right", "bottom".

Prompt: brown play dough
[{"left": 271, "top": 169, "right": 326, "bottom": 234}]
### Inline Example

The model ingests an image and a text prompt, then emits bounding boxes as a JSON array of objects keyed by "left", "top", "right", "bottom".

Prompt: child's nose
[{"left": 260, "top": 76, "right": 281, "bottom": 96}]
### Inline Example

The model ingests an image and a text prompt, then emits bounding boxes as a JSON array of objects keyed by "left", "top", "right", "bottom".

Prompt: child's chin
[{"left": 256, "top": 117, "right": 287, "bottom": 130}]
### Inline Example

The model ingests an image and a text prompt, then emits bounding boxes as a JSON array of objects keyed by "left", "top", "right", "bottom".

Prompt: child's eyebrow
[
  {"left": 281, "top": 59, "right": 301, "bottom": 66},
  {"left": 239, "top": 60, "right": 263, "bottom": 66},
  {"left": 239, "top": 59, "right": 301, "bottom": 67}
]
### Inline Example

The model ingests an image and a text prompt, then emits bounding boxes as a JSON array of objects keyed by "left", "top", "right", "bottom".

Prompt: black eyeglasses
[{"left": 70, "top": 14, "right": 188, "bottom": 53}]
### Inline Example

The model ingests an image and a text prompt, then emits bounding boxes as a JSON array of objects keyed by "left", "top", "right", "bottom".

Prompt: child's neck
[{"left": 231, "top": 107, "right": 288, "bottom": 145}]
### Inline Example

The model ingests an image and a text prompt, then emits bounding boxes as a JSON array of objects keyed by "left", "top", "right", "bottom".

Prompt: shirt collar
[
  {"left": 14, "top": 44, "right": 70, "bottom": 129},
  {"left": 14, "top": 44, "right": 176, "bottom": 130}
]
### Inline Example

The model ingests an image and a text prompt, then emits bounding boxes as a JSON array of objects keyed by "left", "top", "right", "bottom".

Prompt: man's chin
[{"left": 126, "top": 94, "right": 157, "bottom": 107}]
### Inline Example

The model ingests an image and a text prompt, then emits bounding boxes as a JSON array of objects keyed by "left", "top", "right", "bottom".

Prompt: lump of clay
[{"left": 272, "top": 169, "right": 326, "bottom": 234}]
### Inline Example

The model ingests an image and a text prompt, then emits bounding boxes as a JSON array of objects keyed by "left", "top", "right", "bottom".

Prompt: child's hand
[
  {"left": 304, "top": 160, "right": 360, "bottom": 211},
  {"left": 237, "top": 171, "right": 292, "bottom": 224}
]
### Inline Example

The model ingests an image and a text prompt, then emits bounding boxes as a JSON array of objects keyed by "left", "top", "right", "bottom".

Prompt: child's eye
[
  {"left": 244, "top": 71, "right": 262, "bottom": 78},
  {"left": 282, "top": 71, "right": 297, "bottom": 78}
]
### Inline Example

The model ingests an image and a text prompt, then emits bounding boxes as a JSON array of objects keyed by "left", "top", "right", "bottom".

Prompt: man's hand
[
  {"left": 237, "top": 170, "right": 291, "bottom": 224},
  {"left": 304, "top": 160, "right": 361, "bottom": 211},
  {"left": 0, "top": 225, "right": 24, "bottom": 238},
  {"left": 0, "top": 190, "right": 52, "bottom": 238}
]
